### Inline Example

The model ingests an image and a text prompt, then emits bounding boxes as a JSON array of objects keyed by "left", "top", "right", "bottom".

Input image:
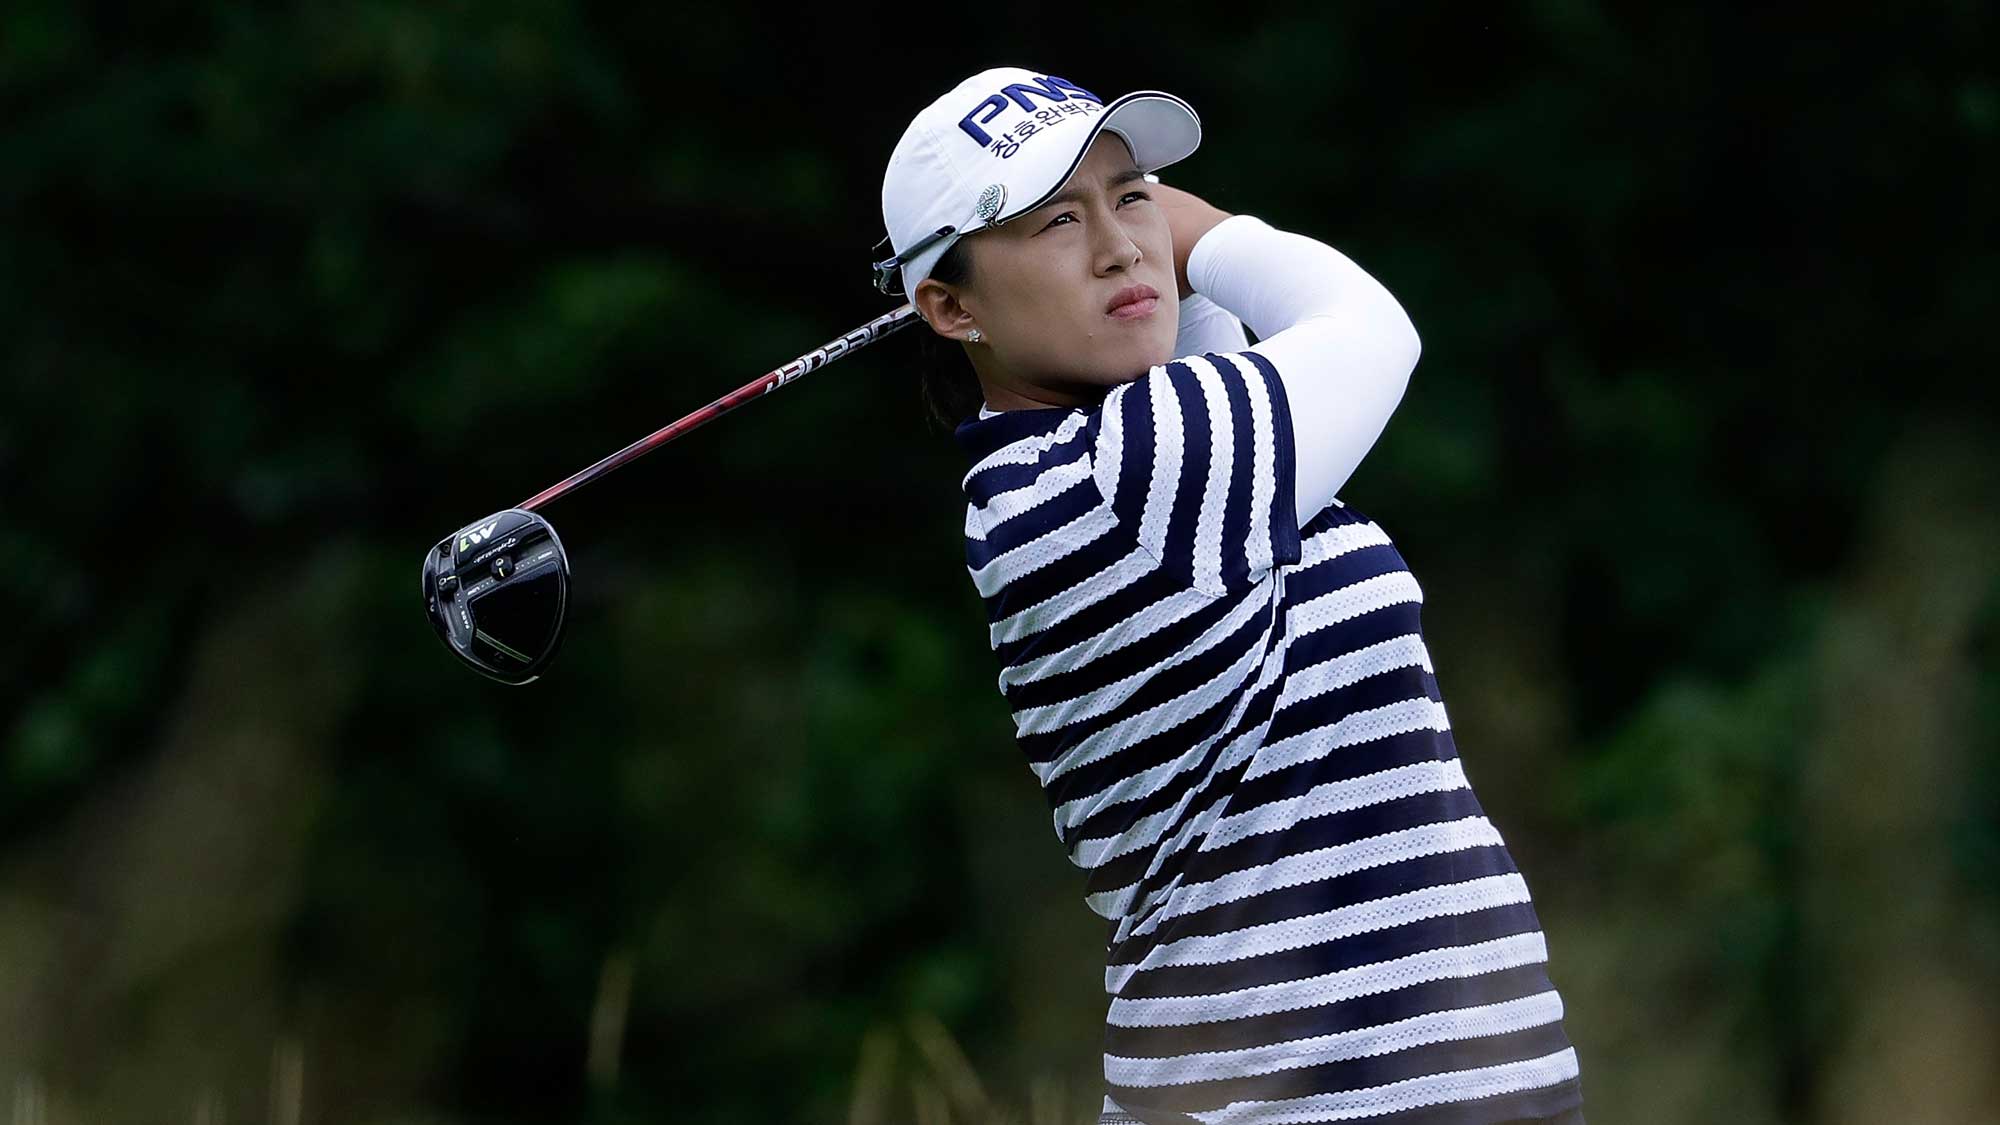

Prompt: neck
[{"left": 971, "top": 348, "right": 1104, "bottom": 412}]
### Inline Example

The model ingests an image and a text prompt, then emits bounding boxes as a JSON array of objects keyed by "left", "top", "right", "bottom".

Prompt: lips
[{"left": 1105, "top": 283, "right": 1161, "bottom": 319}]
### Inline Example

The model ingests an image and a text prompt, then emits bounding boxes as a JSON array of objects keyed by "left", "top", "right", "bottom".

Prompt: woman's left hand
[{"left": 1149, "top": 180, "right": 1233, "bottom": 300}]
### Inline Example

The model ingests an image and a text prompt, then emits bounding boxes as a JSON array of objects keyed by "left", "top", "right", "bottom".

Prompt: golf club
[{"left": 423, "top": 302, "right": 924, "bottom": 685}]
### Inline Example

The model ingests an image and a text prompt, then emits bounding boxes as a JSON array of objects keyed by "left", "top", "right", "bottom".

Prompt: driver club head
[{"left": 422, "top": 508, "right": 570, "bottom": 685}]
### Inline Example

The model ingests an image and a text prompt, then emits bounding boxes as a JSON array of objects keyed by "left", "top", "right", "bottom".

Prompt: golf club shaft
[{"left": 519, "top": 303, "right": 924, "bottom": 511}]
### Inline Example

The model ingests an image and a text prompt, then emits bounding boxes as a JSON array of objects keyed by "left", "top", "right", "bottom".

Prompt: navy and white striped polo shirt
[{"left": 955, "top": 350, "right": 1581, "bottom": 1123}]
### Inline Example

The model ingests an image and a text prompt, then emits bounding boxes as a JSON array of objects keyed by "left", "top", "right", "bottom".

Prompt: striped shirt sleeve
[{"left": 1086, "top": 351, "right": 1303, "bottom": 598}]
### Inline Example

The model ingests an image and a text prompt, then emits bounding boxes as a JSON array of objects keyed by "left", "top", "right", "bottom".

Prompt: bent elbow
[
  {"left": 1381, "top": 300, "right": 1421, "bottom": 393},
  {"left": 1391, "top": 300, "right": 1421, "bottom": 373}
]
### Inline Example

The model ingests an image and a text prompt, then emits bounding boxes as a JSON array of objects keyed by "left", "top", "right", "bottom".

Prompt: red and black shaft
[{"left": 519, "top": 303, "right": 923, "bottom": 512}]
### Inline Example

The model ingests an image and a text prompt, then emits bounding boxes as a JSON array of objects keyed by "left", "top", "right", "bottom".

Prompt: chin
[
  {"left": 1101, "top": 347, "right": 1169, "bottom": 386},
  {"left": 1058, "top": 335, "right": 1176, "bottom": 395}
]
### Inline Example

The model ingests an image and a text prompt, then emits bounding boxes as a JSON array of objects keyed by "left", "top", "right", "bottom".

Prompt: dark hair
[{"left": 916, "top": 238, "right": 986, "bottom": 432}]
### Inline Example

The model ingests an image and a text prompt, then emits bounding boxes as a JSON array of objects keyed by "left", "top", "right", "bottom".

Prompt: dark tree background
[{"left": 4, "top": 3, "right": 1996, "bottom": 1123}]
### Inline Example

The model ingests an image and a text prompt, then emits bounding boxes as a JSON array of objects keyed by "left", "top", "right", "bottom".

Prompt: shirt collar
[{"left": 953, "top": 404, "right": 1078, "bottom": 462}]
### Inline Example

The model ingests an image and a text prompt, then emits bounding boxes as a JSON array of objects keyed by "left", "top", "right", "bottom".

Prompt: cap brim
[{"left": 997, "top": 90, "right": 1202, "bottom": 224}]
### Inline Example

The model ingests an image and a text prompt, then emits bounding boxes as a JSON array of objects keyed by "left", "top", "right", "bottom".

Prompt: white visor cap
[{"left": 878, "top": 67, "right": 1201, "bottom": 299}]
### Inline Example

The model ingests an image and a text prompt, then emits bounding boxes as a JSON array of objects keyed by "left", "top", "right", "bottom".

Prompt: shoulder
[
  {"left": 1085, "top": 351, "right": 1301, "bottom": 597},
  {"left": 1088, "top": 350, "right": 1288, "bottom": 496},
  {"left": 1095, "top": 350, "right": 1286, "bottom": 427}
]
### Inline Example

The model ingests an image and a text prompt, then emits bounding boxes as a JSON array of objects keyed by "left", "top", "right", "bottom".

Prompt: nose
[{"left": 1093, "top": 216, "right": 1142, "bottom": 276}]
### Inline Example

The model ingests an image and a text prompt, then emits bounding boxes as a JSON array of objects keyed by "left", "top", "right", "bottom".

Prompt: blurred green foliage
[{"left": 2, "top": 3, "right": 1995, "bottom": 1123}]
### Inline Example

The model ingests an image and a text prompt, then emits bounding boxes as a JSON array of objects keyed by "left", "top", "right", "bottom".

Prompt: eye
[{"left": 1038, "top": 191, "right": 1152, "bottom": 233}]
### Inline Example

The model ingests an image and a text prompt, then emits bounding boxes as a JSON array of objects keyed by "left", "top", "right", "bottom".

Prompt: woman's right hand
[{"left": 1149, "top": 181, "right": 1233, "bottom": 300}]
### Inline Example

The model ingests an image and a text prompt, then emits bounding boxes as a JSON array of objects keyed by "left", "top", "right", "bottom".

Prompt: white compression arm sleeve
[
  {"left": 1173, "top": 291, "right": 1251, "bottom": 357},
  {"left": 1184, "top": 214, "right": 1421, "bottom": 522}
]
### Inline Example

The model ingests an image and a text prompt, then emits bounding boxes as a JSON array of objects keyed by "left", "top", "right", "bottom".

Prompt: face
[{"left": 915, "top": 132, "right": 1178, "bottom": 410}]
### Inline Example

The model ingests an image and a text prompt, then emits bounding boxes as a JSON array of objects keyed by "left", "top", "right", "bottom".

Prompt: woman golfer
[{"left": 873, "top": 67, "right": 1584, "bottom": 1125}]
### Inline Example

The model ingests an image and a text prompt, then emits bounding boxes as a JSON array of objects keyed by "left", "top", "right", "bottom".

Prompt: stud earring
[{"left": 967, "top": 328, "right": 983, "bottom": 344}]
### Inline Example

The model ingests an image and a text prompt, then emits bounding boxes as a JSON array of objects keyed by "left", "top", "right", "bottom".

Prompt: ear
[{"left": 912, "top": 276, "right": 977, "bottom": 342}]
